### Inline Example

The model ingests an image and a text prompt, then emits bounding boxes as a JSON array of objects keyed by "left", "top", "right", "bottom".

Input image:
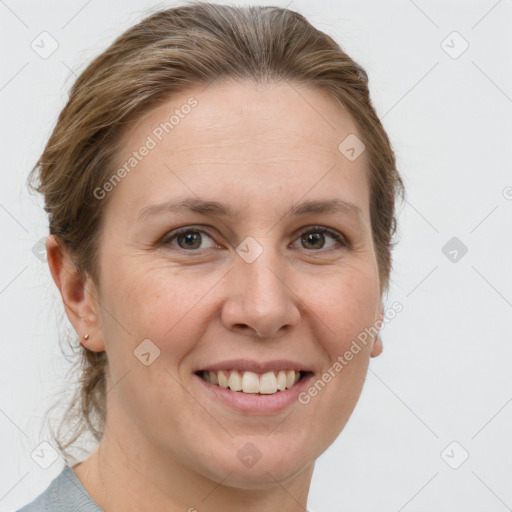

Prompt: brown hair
[{"left": 28, "top": 1, "right": 405, "bottom": 462}]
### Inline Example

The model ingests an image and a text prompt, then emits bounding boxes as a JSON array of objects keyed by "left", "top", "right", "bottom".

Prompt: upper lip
[{"left": 196, "top": 359, "right": 312, "bottom": 373}]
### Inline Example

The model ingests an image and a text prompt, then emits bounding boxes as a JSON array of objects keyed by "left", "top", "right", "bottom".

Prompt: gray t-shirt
[
  {"left": 16, "top": 464, "right": 316, "bottom": 511},
  {"left": 16, "top": 465, "right": 103, "bottom": 512}
]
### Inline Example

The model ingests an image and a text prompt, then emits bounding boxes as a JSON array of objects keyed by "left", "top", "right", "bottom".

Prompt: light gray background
[{"left": 1, "top": 1, "right": 511, "bottom": 511}]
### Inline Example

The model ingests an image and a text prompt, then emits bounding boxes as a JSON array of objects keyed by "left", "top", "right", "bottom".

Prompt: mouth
[
  {"left": 192, "top": 359, "right": 315, "bottom": 413},
  {"left": 194, "top": 368, "right": 311, "bottom": 395}
]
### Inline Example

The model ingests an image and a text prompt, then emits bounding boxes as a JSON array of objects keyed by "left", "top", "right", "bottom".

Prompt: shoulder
[{"left": 16, "top": 464, "right": 103, "bottom": 512}]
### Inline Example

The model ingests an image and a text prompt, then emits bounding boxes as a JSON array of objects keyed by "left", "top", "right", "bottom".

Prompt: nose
[{"left": 220, "top": 244, "right": 301, "bottom": 339}]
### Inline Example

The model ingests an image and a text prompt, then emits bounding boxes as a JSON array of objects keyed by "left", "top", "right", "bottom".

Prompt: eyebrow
[{"left": 137, "top": 197, "right": 364, "bottom": 224}]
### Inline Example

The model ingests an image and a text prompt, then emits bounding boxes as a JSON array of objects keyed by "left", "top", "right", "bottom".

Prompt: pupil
[
  {"left": 180, "top": 232, "right": 200, "bottom": 249},
  {"left": 304, "top": 233, "right": 323, "bottom": 249}
]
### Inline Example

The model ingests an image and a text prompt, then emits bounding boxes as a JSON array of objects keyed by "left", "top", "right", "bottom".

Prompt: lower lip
[{"left": 193, "top": 373, "right": 314, "bottom": 414}]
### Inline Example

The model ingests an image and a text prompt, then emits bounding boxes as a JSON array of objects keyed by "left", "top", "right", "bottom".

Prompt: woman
[{"left": 18, "top": 2, "right": 404, "bottom": 510}]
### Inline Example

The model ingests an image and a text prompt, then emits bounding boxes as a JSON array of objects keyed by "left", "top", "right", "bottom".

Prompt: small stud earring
[{"left": 83, "top": 334, "right": 90, "bottom": 341}]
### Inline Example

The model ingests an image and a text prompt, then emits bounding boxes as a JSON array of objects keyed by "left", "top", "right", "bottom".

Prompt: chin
[{"left": 194, "top": 436, "right": 314, "bottom": 489}]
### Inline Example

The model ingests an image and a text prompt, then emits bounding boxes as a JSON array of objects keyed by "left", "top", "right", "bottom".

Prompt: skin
[{"left": 47, "top": 79, "right": 384, "bottom": 511}]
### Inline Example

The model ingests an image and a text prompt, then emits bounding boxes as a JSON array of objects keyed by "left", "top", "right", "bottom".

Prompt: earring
[{"left": 83, "top": 334, "right": 90, "bottom": 341}]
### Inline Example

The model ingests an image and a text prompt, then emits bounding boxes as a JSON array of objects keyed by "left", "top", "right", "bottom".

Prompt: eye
[
  {"left": 161, "top": 225, "right": 348, "bottom": 253},
  {"left": 292, "top": 226, "right": 347, "bottom": 251},
  {"left": 161, "top": 228, "right": 217, "bottom": 251}
]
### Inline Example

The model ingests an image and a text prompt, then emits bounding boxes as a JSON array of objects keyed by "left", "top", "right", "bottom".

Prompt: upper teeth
[{"left": 201, "top": 369, "right": 301, "bottom": 394}]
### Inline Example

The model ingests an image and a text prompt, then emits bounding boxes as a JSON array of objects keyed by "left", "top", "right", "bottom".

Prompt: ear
[
  {"left": 46, "top": 234, "right": 105, "bottom": 352},
  {"left": 370, "top": 302, "right": 384, "bottom": 358}
]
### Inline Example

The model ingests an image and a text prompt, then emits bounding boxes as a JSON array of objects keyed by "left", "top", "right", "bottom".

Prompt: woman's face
[{"left": 87, "top": 79, "right": 383, "bottom": 487}]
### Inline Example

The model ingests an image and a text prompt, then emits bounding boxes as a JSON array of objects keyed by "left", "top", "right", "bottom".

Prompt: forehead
[
  {"left": 123, "top": 79, "right": 361, "bottom": 156},
  {"left": 108, "top": 79, "right": 370, "bottom": 220}
]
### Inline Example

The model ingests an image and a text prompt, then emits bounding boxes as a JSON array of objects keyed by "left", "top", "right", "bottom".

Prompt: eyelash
[{"left": 160, "top": 225, "right": 349, "bottom": 253}]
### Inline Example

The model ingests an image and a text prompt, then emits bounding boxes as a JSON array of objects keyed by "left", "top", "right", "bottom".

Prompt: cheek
[
  {"left": 102, "top": 258, "right": 202, "bottom": 333},
  {"left": 100, "top": 262, "right": 223, "bottom": 375},
  {"left": 305, "top": 263, "right": 380, "bottom": 355},
  {"left": 285, "top": 265, "right": 380, "bottom": 455},
  {"left": 97, "top": 264, "right": 212, "bottom": 439}
]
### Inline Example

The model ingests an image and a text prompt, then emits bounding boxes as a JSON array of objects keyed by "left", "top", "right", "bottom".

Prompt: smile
[{"left": 196, "top": 369, "right": 306, "bottom": 395}]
